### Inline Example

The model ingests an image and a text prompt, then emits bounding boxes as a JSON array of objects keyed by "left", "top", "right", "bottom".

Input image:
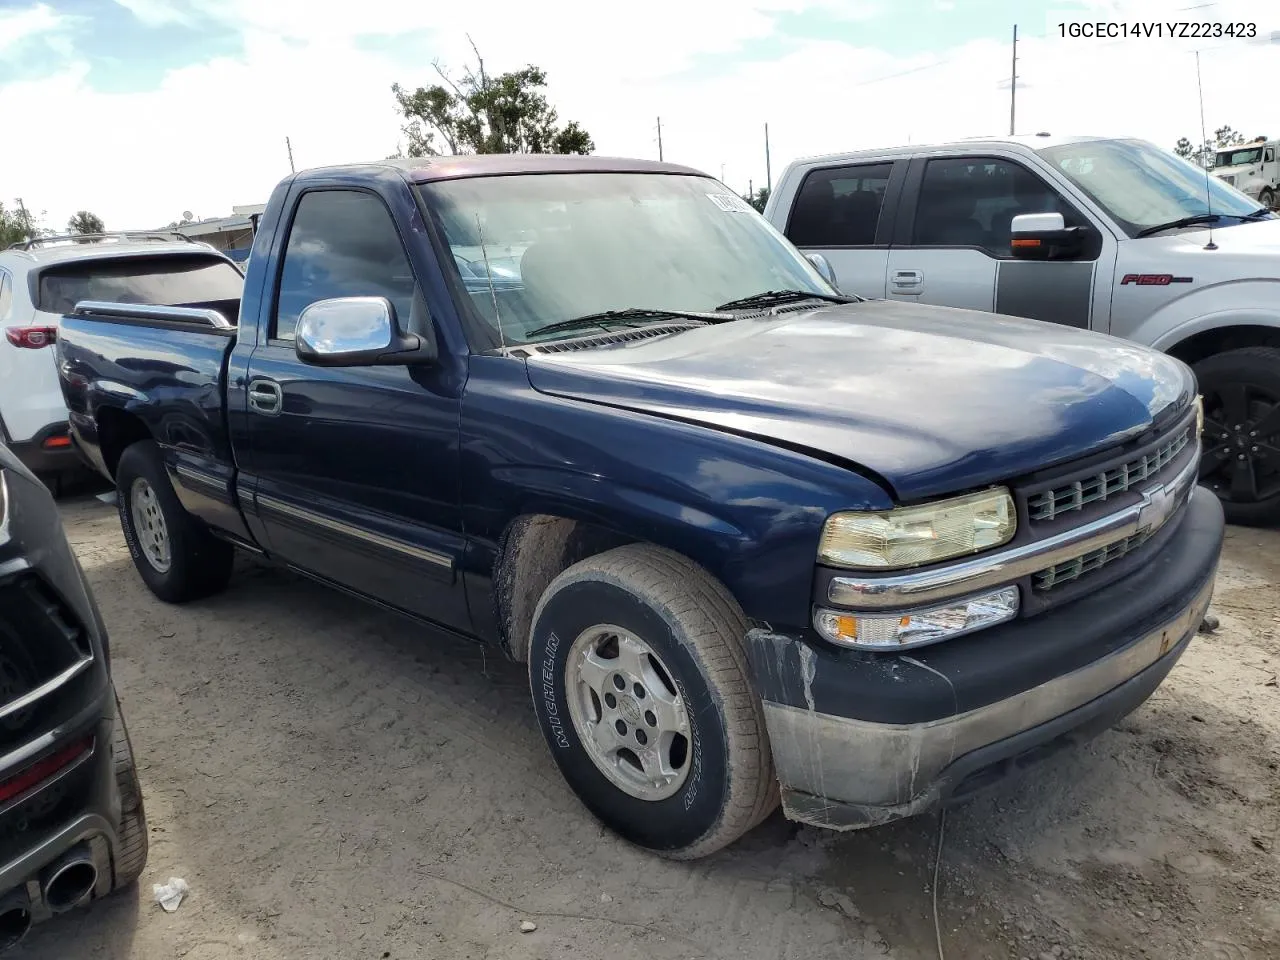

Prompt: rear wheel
[
  {"left": 110, "top": 694, "right": 148, "bottom": 890},
  {"left": 1195, "top": 347, "right": 1280, "bottom": 526},
  {"left": 527, "top": 545, "right": 777, "bottom": 859},
  {"left": 115, "top": 441, "right": 233, "bottom": 602}
]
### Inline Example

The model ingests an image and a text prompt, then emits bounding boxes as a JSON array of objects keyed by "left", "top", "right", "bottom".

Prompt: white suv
[{"left": 0, "top": 233, "right": 243, "bottom": 480}]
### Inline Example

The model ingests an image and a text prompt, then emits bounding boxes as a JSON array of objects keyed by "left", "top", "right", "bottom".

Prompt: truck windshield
[
  {"left": 418, "top": 172, "right": 831, "bottom": 346},
  {"left": 1216, "top": 147, "right": 1264, "bottom": 167},
  {"left": 36, "top": 254, "right": 244, "bottom": 314},
  {"left": 1037, "top": 138, "right": 1262, "bottom": 238}
]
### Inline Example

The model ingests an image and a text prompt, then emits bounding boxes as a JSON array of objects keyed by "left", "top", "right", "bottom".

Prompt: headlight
[
  {"left": 1194, "top": 394, "right": 1204, "bottom": 440},
  {"left": 814, "top": 586, "right": 1020, "bottom": 651},
  {"left": 819, "top": 488, "right": 1016, "bottom": 570}
]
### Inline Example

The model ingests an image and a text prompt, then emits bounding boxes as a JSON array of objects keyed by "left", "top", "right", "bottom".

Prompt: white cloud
[
  {"left": 1, "top": 0, "right": 1278, "bottom": 231},
  {"left": 0, "top": 2, "right": 65, "bottom": 57},
  {"left": 110, "top": 0, "right": 195, "bottom": 27}
]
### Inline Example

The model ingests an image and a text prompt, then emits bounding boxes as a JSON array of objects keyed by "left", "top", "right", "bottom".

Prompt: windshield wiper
[
  {"left": 1135, "top": 215, "right": 1223, "bottom": 238},
  {"left": 1135, "top": 209, "right": 1274, "bottom": 238},
  {"left": 715, "top": 289, "right": 858, "bottom": 311},
  {"left": 524, "top": 307, "right": 730, "bottom": 340}
]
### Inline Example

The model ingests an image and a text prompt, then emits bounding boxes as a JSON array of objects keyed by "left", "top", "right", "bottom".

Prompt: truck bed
[{"left": 56, "top": 300, "right": 248, "bottom": 542}]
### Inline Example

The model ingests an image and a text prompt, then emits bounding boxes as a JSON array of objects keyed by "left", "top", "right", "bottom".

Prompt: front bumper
[{"left": 745, "top": 485, "right": 1224, "bottom": 830}]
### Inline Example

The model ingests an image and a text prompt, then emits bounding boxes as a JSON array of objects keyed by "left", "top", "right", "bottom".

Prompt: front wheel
[
  {"left": 1260, "top": 187, "right": 1275, "bottom": 210},
  {"left": 528, "top": 545, "right": 777, "bottom": 860},
  {"left": 1195, "top": 346, "right": 1280, "bottom": 526},
  {"left": 115, "top": 440, "right": 234, "bottom": 602}
]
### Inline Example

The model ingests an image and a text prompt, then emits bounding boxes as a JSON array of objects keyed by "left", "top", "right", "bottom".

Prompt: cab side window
[
  {"left": 913, "top": 157, "right": 1090, "bottom": 258},
  {"left": 273, "top": 190, "right": 416, "bottom": 342},
  {"left": 1266, "top": 148, "right": 1275, "bottom": 163},
  {"left": 0, "top": 270, "right": 12, "bottom": 322},
  {"left": 786, "top": 163, "right": 893, "bottom": 247}
]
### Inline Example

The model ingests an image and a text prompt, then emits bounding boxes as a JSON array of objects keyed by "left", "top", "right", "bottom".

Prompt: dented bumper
[{"left": 744, "top": 486, "right": 1224, "bottom": 831}]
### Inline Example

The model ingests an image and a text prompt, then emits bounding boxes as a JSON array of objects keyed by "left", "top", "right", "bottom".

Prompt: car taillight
[
  {"left": 5, "top": 326, "right": 58, "bottom": 349},
  {"left": 0, "top": 736, "right": 94, "bottom": 805}
]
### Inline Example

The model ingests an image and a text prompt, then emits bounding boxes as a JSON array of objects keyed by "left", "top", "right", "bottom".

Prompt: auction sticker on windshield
[{"left": 706, "top": 193, "right": 752, "bottom": 213}]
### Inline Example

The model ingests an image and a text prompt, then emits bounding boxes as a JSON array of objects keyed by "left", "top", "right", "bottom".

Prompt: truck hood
[
  {"left": 1214, "top": 162, "right": 1263, "bottom": 178},
  {"left": 522, "top": 300, "right": 1194, "bottom": 502},
  {"left": 1167, "top": 215, "right": 1280, "bottom": 255}
]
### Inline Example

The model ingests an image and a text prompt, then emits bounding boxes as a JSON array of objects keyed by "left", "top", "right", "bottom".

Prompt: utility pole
[
  {"left": 286, "top": 137, "right": 296, "bottom": 173},
  {"left": 764, "top": 122, "right": 772, "bottom": 192},
  {"left": 1009, "top": 25, "right": 1018, "bottom": 136},
  {"left": 15, "top": 197, "right": 31, "bottom": 240},
  {"left": 656, "top": 117, "right": 664, "bottom": 161}
]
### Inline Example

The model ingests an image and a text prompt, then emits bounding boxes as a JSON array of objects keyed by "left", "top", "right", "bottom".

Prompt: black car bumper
[
  {"left": 0, "top": 689, "right": 123, "bottom": 916},
  {"left": 743, "top": 485, "right": 1225, "bottom": 830},
  {"left": 4, "top": 422, "right": 81, "bottom": 476},
  {"left": 0, "top": 450, "right": 130, "bottom": 940}
]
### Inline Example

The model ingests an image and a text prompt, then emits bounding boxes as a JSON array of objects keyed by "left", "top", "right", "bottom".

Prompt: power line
[{"left": 849, "top": 57, "right": 954, "bottom": 88}]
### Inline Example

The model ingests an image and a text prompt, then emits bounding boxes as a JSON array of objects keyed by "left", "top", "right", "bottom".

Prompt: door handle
[
  {"left": 891, "top": 269, "right": 923, "bottom": 289},
  {"left": 247, "top": 378, "right": 282, "bottom": 416}
]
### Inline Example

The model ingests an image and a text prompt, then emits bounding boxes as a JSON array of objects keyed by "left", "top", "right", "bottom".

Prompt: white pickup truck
[{"left": 764, "top": 134, "right": 1280, "bottom": 525}]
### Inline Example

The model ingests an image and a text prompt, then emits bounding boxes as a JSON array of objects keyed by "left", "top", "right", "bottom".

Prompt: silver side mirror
[
  {"left": 296, "top": 297, "right": 399, "bottom": 366},
  {"left": 1011, "top": 212, "right": 1066, "bottom": 235},
  {"left": 805, "top": 252, "right": 839, "bottom": 289}
]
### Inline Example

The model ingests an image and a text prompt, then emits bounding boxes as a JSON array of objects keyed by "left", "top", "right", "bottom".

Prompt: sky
[{"left": 0, "top": 0, "right": 1276, "bottom": 232}]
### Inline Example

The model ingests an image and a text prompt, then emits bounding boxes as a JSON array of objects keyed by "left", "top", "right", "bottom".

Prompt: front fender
[
  {"left": 1129, "top": 280, "right": 1280, "bottom": 352},
  {"left": 461, "top": 357, "right": 891, "bottom": 631}
]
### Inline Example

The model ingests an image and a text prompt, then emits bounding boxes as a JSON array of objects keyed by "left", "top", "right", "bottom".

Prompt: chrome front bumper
[
  {"left": 763, "top": 569, "right": 1215, "bottom": 829},
  {"left": 826, "top": 449, "right": 1202, "bottom": 611}
]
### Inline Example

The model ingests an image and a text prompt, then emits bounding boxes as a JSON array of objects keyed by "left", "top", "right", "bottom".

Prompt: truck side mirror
[
  {"left": 1010, "top": 212, "right": 1085, "bottom": 261},
  {"left": 295, "top": 296, "right": 435, "bottom": 367},
  {"left": 805, "top": 252, "right": 840, "bottom": 290}
]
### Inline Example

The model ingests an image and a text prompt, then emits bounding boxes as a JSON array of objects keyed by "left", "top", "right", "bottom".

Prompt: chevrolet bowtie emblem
[{"left": 1136, "top": 482, "right": 1176, "bottom": 534}]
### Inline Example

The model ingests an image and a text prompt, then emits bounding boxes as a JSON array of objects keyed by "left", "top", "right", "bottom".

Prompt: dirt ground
[{"left": 13, "top": 493, "right": 1280, "bottom": 960}]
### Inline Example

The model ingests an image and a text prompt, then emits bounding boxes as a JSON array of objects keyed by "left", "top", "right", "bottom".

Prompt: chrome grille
[
  {"left": 1033, "top": 528, "right": 1154, "bottom": 591},
  {"left": 1027, "top": 428, "right": 1191, "bottom": 522}
]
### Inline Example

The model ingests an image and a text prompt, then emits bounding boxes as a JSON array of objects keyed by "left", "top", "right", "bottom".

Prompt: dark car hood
[{"left": 522, "top": 299, "right": 1195, "bottom": 501}]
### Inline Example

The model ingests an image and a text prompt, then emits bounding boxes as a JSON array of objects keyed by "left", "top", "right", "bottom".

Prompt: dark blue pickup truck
[{"left": 56, "top": 154, "right": 1225, "bottom": 859}]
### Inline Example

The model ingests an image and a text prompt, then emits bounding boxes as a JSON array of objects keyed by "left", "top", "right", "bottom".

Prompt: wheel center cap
[{"left": 618, "top": 694, "right": 642, "bottom": 726}]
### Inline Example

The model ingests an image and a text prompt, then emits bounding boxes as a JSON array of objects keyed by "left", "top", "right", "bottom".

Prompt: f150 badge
[{"left": 1121, "top": 274, "right": 1193, "bottom": 285}]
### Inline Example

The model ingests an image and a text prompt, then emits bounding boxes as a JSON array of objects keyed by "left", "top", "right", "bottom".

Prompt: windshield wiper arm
[
  {"left": 1243, "top": 207, "right": 1274, "bottom": 220},
  {"left": 715, "top": 289, "right": 858, "bottom": 311},
  {"left": 525, "top": 307, "right": 729, "bottom": 340},
  {"left": 1135, "top": 215, "right": 1223, "bottom": 238}
]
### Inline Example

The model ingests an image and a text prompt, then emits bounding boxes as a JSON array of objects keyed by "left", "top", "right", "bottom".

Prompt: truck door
[
  {"left": 239, "top": 186, "right": 471, "bottom": 632},
  {"left": 887, "top": 154, "right": 1109, "bottom": 329},
  {"left": 781, "top": 160, "right": 903, "bottom": 298}
]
